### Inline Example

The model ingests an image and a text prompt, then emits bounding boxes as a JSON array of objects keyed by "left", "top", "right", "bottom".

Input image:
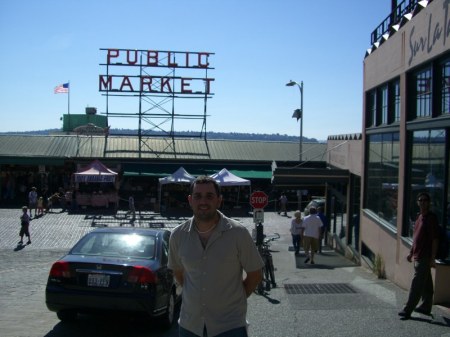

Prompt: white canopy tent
[
  {"left": 210, "top": 168, "right": 251, "bottom": 209},
  {"left": 209, "top": 168, "right": 251, "bottom": 186},
  {"left": 158, "top": 167, "right": 196, "bottom": 212},
  {"left": 158, "top": 167, "right": 196, "bottom": 185}
]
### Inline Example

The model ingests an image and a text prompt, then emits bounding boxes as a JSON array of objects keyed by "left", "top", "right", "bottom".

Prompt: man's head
[
  {"left": 189, "top": 176, "right": 221, "bottom": 196},
  {"left": 188, "top": 176, "right": 222, "bottom": 222},
  {"left": 308, "top": 206, "right": 317, "bottom": 214},
  {"left": 417, "top": 192, "right": 431, "bottom": 213}
]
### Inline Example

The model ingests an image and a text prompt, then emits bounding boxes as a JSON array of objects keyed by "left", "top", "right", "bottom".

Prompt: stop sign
[{"left": 250, "top": 191, "right": 269, "bottom": 209}]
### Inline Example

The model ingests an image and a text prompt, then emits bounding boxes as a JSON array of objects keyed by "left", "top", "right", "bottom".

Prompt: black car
[
  {"left": 304, "top": 198, "right": 326, "bottom": 216},
  {"left": 45, "top": 227, "right": 180, "bottom": 328}
]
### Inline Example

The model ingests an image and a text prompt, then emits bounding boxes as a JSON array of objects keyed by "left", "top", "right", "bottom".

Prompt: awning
[
  {"left": 272, "top": 167, "right": 349, "bottom": 186},
  {"left": 228, "top": 169, "right": 272, "bottom": 179},
  {"left": 123, "top": 163, "right": 272, "bottom": 179},
  {"left": 0, "top": 156, "right": 66, "bottom": 166}
]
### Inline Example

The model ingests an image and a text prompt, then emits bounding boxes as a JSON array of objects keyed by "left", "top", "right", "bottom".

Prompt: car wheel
[
  {"left": 160, "top": 291, "right": 175, "bottom": 328},
  {"left": 56, "top": 309, "right": 77, "bottom": 322}
]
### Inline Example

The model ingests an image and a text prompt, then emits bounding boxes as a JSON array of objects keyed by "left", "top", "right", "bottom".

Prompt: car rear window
[{"left": 71, "top": 232, "right": 156, "bottom": 259}]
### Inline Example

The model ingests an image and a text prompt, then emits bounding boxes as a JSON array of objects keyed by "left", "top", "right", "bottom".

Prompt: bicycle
[{"left": 256, "top": 232, "right": 280, "bottom": 294}]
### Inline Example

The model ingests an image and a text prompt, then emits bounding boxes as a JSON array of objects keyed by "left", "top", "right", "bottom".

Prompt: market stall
[
  {"left": 73, "top": 160, "right": 119, "bottom": 208},
  {"left": 158, "top": 167, "right": 196, "bottom": 212},
  {"left": 210, "top": 168, "right": 251, "bottom": 210}
]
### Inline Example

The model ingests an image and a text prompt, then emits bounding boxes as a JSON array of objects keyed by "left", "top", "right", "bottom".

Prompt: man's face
[
  {"left": 417, "top": 196, "right": 430, "bottom": 212},
  {"left": 188, "top": 182, "right": 222, "bottom": 221}
]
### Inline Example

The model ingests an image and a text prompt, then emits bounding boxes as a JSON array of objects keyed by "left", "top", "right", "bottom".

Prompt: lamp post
[{"left": 286, "top": 80, "right": 303, "bottom": 162}]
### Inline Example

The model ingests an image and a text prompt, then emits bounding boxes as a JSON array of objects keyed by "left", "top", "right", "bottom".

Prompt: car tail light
[
  {"left": 49, "top": 261, "right": 72, "bottom": 278},
  {"left": 127, "top": 266, "right": 157, "bottom": 284}
]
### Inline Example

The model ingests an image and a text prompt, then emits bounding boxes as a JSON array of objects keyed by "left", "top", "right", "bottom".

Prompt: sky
[{"left": 0, "top": 0, "right": 391, "bottom": 141}]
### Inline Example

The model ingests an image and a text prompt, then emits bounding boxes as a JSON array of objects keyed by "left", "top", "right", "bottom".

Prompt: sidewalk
[{"left": 0, "top": 208, "right": 449, "bottom": 337}]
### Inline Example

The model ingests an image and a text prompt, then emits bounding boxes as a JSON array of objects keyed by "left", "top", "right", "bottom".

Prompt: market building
[{"left": 362, "top": 0, "right": 450, "bottom": 303}]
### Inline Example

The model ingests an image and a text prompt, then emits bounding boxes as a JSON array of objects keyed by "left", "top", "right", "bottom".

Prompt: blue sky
[{"left": 0, "top": 0, "right": 390, "bottom": 140}]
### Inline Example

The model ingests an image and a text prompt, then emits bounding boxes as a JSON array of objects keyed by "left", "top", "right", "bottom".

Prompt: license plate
[{"left": 87, "top": 274, "right": 110, "bottom": 287}]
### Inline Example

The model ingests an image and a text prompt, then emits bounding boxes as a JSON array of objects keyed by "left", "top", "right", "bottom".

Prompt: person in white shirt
[
  {"left": 28, "top": 187, "right": 38, "bottom": 217},
  {"left": 300, "top": 206, "right": 323, "bottom": 264},
  {"left": 290, "top": 210, "right": 303, "bottom": 255}
]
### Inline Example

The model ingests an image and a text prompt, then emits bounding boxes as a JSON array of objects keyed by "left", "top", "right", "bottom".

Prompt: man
[
  {"left": 168, "top": 176, "right": 264, "bottom": 337},
  {"left": 28, "top": 187, "right": 38, "bottom": 217},
  {"left": 317, "top": 206, "right": 329, "bottom": 253},
  {"left": 278, "top": 193, "right": 288, "bottom": 216},
  {"left": 300, "top": 206, "right": 323, "bottom": 265},
  {"left": 399, "top": 192, "right": 439, "bottom": 320}
]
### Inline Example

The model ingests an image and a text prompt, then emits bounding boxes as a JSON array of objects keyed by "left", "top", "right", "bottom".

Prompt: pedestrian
[
  {"left": 398, "top": 192, "right": 439, "bottom": 320},
  {"left": 290, "top": 210, "right": 303, "bottom": 255},
  {"left": 128, "top": 195, "right": 136, "bottom": 222},
  {"left": 168, "top": 176, "right": 264, "bottom": 337},
  {"left": 47, "top": 193, "right": 60, "bottom": 213},
  {"left": 317, "top": 206, "right": 329, "bottom": 253},
  {"left": 58, "top": 187, "right": 67, "bottom": 213},
  {"left": 28, "top": 187, "right": 38, "bottom": 217},
  {"left": 278, "top": 193, "right": 288, "bottom": 216},
  {"left": 19, "top": 206, "right": 31, "bottom": 245},
  {"left": 300, "top": 206, "right": 323, "bottom": 264},
  {"left": 37, "top": 196, "right": 44, "bottom": 217},
  {"left": 71, "top": 189, "right": 78, "bottom": 212}
]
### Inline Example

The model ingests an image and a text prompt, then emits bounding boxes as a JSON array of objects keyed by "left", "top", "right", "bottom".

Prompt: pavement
[{"left": 0, "top": 207, "right": 449, "bottom": 337}]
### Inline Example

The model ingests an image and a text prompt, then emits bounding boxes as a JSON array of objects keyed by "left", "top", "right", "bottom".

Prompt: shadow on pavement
[
  {"left": 295, "top": 250, "right": 357, "bottom": 270},
  {"left": 43, "top": 312, "right": 180, "bottom": 337}
]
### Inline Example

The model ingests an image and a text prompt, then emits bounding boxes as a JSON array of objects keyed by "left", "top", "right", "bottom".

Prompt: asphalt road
[{"left": 0, "top": 208, "right": 449, "bottom": 337}]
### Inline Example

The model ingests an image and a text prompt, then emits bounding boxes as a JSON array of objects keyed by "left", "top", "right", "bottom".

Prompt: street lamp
[{"left": 286, "top": 80, "right": 304, "bottom": 161}]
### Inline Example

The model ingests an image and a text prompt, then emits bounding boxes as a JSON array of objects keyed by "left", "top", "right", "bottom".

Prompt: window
[
  {"left": 441, "top": 59, "right": 450, "bottom": 114},
  {"left": 380, "top": 85, "right": 389, "bottom": 124},
  {"left": 366, "top": 79, "right": 400, "bottom": 127},
  {"left": 365, "top": 132, "right": 400, "bottom": 226},
  {"left": 405, "top": 130, "right": 446, "bottom": 238},
  {"left": 392, "top": 79, "right": 401, "bottom": 122},
  {"left": 366, "top": 90, "right": 377, "bottom": 127},
  {"left": 414, "top": 67, "right": 432, "bottom": 118}
]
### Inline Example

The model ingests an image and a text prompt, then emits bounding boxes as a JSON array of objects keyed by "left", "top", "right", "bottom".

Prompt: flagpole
[{"left": 68, "top": 81, "right": 70, "bottom": 115}]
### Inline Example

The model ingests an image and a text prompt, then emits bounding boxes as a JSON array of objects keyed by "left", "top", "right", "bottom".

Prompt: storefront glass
[
  {"left": 365, "top": 132, "right": 400, "bottom": 226},
  {"left": 406, "top": 129, "right": 446, "bottom": 237}
]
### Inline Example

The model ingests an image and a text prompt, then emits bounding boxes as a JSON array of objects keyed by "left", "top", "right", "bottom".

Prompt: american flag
[{"left": 54, "top": 83, "right": 69, "bottom": 94}]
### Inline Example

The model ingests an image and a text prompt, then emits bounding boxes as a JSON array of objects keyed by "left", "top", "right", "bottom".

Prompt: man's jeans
[{"left": 404, "top": 258, "right": 433, "bottom": 313}]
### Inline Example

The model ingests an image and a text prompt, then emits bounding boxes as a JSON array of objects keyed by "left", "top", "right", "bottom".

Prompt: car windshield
[{"left": 71, "top": 232, "right": 156, "bottom": 259}]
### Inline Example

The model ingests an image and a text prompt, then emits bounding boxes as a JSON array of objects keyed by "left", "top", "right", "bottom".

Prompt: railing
[{"left": 370, "top": 0, "right": 420, "bottom": 45}]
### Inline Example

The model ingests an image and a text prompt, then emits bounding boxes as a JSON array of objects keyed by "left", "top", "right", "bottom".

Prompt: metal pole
[
  {"left": 299, "top": 81, "right": 303, "bottom": 162},
  {"left": 286, "top": 80, "right": 304, "bottom": 162}
]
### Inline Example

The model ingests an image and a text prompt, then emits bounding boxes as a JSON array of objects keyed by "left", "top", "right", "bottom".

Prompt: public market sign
[{"left": 99, "top": 48, "right": 215, "bottom": 95}]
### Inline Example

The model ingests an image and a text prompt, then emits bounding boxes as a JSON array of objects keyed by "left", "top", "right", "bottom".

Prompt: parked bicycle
[{"left": 256, "top": 232, "right": 280, "bottom": 294}]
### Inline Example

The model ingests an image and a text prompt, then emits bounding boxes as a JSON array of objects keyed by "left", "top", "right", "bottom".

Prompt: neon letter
[
  {"left": 127, "top": 50, "right": 138, "bottom": 65},
  {"left": 204, "top": 78, "right": 215, "bottom": 94},
  {"left": 119, "top": 76, "right": 134, "bottom": 92},
  {"left": 168, "top": 52, "right": 178, "bottom": 68},
  {"left": 198, "top": 53, "right": 210, "bottom": 68},
  {"left": 181, "top": 78, "right": 193, "bottom": 93},
  {"left": 99, "top": 75, "right": 112, "bottom": 90},
  {"left": 160, "top": 77, "right": 172, "bottom": 93},
  {"left": 141, "top": 76, "right": 157, "bottom": 92},
  {"left": 107, "top": 49, "right": 119, "bottom": 64},
  {"left": 147, "top": 51, "right": 159, "bottom": 66}
]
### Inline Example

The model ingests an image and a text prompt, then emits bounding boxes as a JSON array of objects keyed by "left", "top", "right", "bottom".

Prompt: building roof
[{"left": 0, "top": 134, "right": 328, "bottom": 167}]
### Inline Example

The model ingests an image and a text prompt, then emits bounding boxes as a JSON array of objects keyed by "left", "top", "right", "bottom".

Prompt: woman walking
[{"left": 290, "top": 210, "right": 303, "bottom": 255}]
